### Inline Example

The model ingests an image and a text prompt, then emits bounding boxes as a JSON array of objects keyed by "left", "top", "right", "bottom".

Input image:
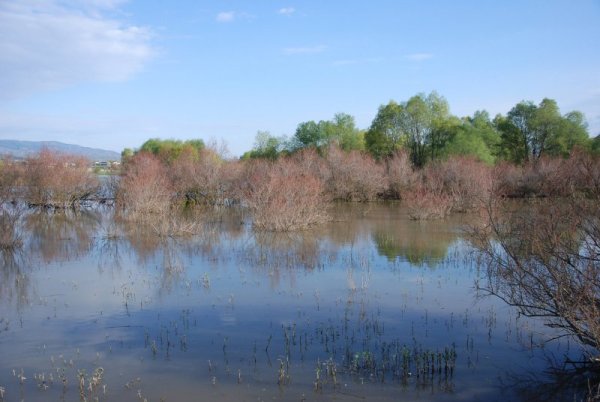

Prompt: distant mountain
[{"left": 0, "top": 140, "right": 120, "bottom": 161}]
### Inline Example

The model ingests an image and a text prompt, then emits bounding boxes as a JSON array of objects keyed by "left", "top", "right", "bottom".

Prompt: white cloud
[
  {"left": 332, "top": 57, "right": 382, "bottom": 66},
  {"left": 406, "top": 53, "right": 434, "bottom": 62},
  {"left": 0, "top": 1, "right": 155, "bottom": 100},
  {"left": 215, "top": 11, "right": 255, "bottom": 23},
  {"left": 282, "top": 45, "right": 326, "bottom": 55},
  {"left": 216, "top": 11, "right": 235, "bottom": 23},
  {"left": 278, "top": 7, "right": 295, "bottom": 16}
]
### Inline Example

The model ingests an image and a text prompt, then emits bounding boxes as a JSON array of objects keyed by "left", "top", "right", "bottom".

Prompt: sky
[{"left": 0, "top": 0, "right": 599, "bottom": 157}]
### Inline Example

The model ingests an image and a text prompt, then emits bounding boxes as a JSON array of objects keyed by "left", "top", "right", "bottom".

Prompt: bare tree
[
  {"left": 242, "top": 157, "right": 330, "bottom": 231},
  {"left": 22, "top": 149, "right": 98, "bottom": 208},
  {"left": 116, "top": 152, "right": 173, "bottom": 217},
  {"left": 472, "top": 197, "right": 600, "bottom": 356}
]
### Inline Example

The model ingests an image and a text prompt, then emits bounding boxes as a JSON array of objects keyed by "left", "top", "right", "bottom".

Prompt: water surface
[{"left": 0, "top": 204, "right": 579, "bottom": 401}]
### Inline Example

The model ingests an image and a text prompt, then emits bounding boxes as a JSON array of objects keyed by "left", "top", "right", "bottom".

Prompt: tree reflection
[
  {"left": 0, "top": 249, "right": 33, "bottom": 312},
  {"left": 372, "top": 215, "right": 462, "bottom": 266},
  {"left": 501, "top": 358, "right": 600, "bottom": 402},
  {"left": 25, "top": 209, "right": 101, "bottom": 263}
]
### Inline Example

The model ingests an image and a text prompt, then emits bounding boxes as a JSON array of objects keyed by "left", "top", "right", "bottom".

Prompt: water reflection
[
  {"left": 0, "top": 203, "right": 587, "bottom": 402},
  {"left": 25, "top": 209, "right": 101, "bottom": 263},
  {"left": 501, "top": 359, "right": 600, "bottom": 402},
  {"left": 371, "top": 205, "right": 466, "bottom": 266},
  {"left": 0, "top": 250, "right": 32, "bottom": 311}
]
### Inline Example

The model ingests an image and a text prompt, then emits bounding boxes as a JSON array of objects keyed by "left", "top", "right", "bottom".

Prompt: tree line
[{"left": 241, "top": 92, "right": 598, "bottom": 167}]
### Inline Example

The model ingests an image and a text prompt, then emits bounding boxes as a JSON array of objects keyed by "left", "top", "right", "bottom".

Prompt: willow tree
[
  {"left": 366, "top": 92, "right": 451, "bottom": 166},
  {"left": 496, "top": 99, "right": 589, "bottom": 164}
]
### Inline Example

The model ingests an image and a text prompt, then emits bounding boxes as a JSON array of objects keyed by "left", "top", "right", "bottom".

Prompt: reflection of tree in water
[
  {"left": 0, "top": 250, "right": 33, "bottom": 312},
  {"left": 25, "top": 210, "right": 101, "bottom": 263},
  {"left": 501, "top": 359, "right": 600, "bottom": 402},
  {"left": 120, "top": 213, "right": 223, "bottom": 295},
  {"left": 372, "top": 217, "right": 462, "bottom": 266},
  {"left": 249, "top": 231, "right": 338, "bottom": 288}
]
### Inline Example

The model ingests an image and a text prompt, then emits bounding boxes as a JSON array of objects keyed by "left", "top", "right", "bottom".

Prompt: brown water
[{"left": 0, "top": 203, "right": 580, "bottom": 401}]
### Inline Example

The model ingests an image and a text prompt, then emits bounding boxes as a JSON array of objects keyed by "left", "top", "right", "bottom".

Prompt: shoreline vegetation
[
  {"left": 0, "top": 93, "right": 598, "bottom": 229},
  {"left": 1, "top": 93, "right": 600, "bottom": 386}
]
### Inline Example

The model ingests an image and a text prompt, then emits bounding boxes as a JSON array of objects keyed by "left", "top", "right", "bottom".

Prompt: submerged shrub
[
  {"left": 22, "top": 149, "right": 98, "bottom": 208},
  {"left": 242, "top": 158, "right": 329, "bottom": 231},
  {"left": 386, "top": 150, "right": 419, "bottom": 199},
  {"left": 403, "top": 182, "right": 453, "bottom": 220},
  {"left": 428, "top": 157, "right": 492, "bottom": 212},
  {"left": 0, "top": 207, "right": 23, "bottom": 250},
  {"left": 171, "top": 147, "right": 227, "bottom": 206},
  {"left": 324, "top": 144, "right": 386, "bottom": 201},
  {"left": 116, "top": 152, "right": 173, "bottom": 217},
  {"left": 473, "top": 197, "right": 600, "bottom": 357}
]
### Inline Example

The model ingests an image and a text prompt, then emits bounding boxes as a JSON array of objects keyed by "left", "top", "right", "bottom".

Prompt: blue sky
[{"left": 0, "top": 0, "right": 598, "bottom": 156}]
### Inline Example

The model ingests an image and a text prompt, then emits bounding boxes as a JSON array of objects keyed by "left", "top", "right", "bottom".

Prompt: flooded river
[{"left": 0, "top": 203, "right": 581, "bottom": 401}]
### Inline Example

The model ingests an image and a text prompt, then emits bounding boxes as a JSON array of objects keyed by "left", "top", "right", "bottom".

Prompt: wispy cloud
[
  {"left": 0, "top": 1, "right": 155, "bottom": 100},
  {"left": 282, "top": 45, "right": 326, "bottom": 55},
  {"left": 278, "top": 7, "right": 295, "bottom": 16},
  {"left": 405, "top": 53, "right": 434, "bottom": 62},
  {"left": 215, "top": 11, "right": 254, "bottom": 23},
  {"left": 216, "top": 11, "right": 235, "bottom": 23},
  {"left": 332, "top": 57, "right": 383, "bottom": 66}
]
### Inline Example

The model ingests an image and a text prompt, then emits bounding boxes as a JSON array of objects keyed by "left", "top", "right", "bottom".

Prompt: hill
[{"left": 0, "top": 140, "right": 120, "bottom": 161}]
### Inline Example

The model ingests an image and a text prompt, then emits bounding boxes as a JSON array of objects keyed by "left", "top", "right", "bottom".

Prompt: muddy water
[{"left": 0, "top": 204, "right": 578, "bottom": 401}]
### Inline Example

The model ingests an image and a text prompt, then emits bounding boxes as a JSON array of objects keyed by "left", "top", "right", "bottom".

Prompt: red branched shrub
[
  {"left": 403, "top": 156, "right": 491, "bottom": 219},
  {"left": 289, "top": 147, "right": 330, "bottom": 181},
  {"left": 324, "top": 144, "right": 387, "bottom": 201},
  {"left": 0, "top": 156, "right": 23, "bottom": 204},
  {"left": 430, "top": 157, "right": 493, "bottom": 212},
  {"left": 565, "top": 148, "right": 600, "bottom": 197},
  {"left": 386, "top": 150, "right": 419, "bottom": 199},
  {"left": 242, "top": 158, "right": 329, "bottom": 231},
  {"left": 403, "top": 182, "right": 453, "bottom": 220},
  {"left": 116, "top": 152, "right": 173, "bottom": 217},
  {"left": 491, "top": 162, "right": 524, "bottom": 197},
  {"left": 22, "top": 149, "right": 98, "bottom": 208},
  {"left": 171, "top": 147, "right": 227, "bottom": 206}
]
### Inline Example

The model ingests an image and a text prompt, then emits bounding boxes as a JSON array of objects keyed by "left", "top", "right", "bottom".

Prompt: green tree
[
  {"left": 139, "top": 138, "right": 205, "bottom": 164},
  {"left": 366, "top": 92, "right": 451, "bottom": 166},
  {"left": 497, "top": 99, "right": 589, "bottom": 163},
  {"left": 327, "top": 113, "right": 364, "bottom": 151},
  {"left": 546, "top": 110, "right": 589, "bottom": 157},
  {"left": 121, "top": 148, "right": 134, "bottom": 161},
  {"left": 292, "top": 113, "right": 364, "bottom": 152},
  {"left": 442, "top": 111, "right": 500, "bottom": 164},
  {"left": 365, "top": 101, "right": 404, "bottom": 159},
  {"left": 591, "top": 134, "right": 600, "bottom": 156},
  {"left": 242, "top": 131, "right": 288, "bottom": 160}
]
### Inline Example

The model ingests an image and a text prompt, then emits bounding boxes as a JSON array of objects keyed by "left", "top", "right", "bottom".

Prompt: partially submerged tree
[
  {"left": 473, "top": 197, "right": 600, "bottom": 357},
  {"left": 241, "top": 153, "right": 330, "bottom": 231},
  {"left": 22, "top": 149, "right": 98, "bottom": 208}
]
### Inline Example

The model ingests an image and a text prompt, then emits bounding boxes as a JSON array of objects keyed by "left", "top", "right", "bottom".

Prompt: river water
[{"left": 0, "top": 203, "right": 580, "bottom": 401}]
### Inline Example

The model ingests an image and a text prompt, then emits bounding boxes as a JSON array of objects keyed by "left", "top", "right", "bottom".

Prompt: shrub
[
  {"left": 22, "top": 149, "right": 98, "bottom": 208},
  {"left": 0, "top": 206, "right": 23, "bottom": 250},
  {"left": 242, "top": 158, "right": 329, "bottom": 231},
  {"left": 403, "top": 182, "right": 453, "bottom": 220},
  {"left": 472, "top": 196, "right": 600, "bottom": 357},
  {"left": 566, "top": 148, "right": 600, "bottom": 197},
  {"left": 116, "top": 152, "right": 173, "bottom": 217},
  {"left": 429, "top": 157, "right": 493, "bottom": 212},
  {"left": 385, "top": 150, "right": 419, "bottom": 199},
  {"left": 323, "top": 144, "right": 387, "bottom": 201},
  {"left": 0, "top": 156, "right": 23, "bottom": 204}
]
